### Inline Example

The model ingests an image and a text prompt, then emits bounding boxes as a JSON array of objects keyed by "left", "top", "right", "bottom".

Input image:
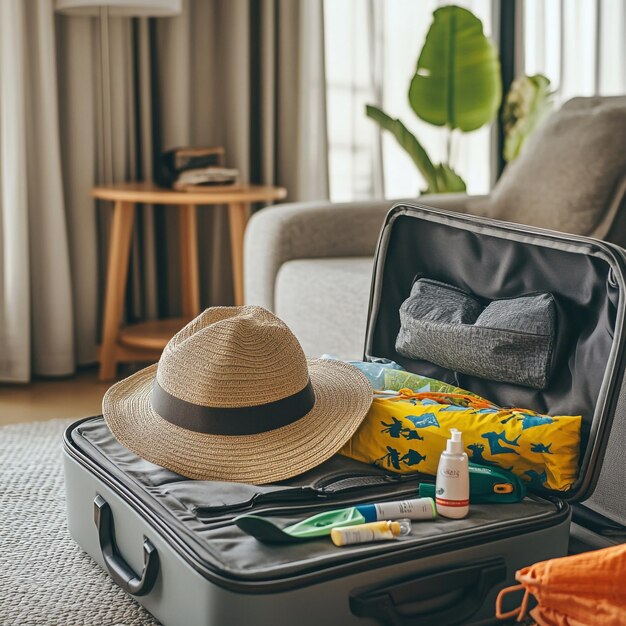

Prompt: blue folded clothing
[{"left": 320, "top": 355, "right": 403, "bottom": 389}]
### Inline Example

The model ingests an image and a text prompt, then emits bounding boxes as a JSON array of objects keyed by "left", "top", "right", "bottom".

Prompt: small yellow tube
[{"left": 331, "top": 520, "right": 403, "bottom": 547}]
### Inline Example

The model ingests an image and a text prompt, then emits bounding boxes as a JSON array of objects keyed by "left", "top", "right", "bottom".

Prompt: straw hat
[{"left": 103, "top": 306, "right": 372, "bottom": 484}]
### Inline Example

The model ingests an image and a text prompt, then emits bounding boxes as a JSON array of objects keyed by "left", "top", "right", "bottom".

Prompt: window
[
  {"left": 524, "top": 0, "right": 626, "bottom": 102},
  {"left": 325, "top": 1, "right": 625, "bottom": 202}
]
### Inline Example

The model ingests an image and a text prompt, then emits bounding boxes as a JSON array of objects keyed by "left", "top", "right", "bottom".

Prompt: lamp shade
[{"left": 55, "top": 0, "right": 181, "bottom": 17}]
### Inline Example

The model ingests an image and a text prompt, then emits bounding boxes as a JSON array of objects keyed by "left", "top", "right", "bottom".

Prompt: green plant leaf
[
  {"left": 409, "top": 5, "right": 501, "bottom": 132},
  {"left": 365, "top": 104, "right": 438, "bottom": 191},
  {"left": 434, "top": 163, "right": 467, "bottom": 192},
  {"left": 502, "top": 74, "right": 554, "bottom": 162}
]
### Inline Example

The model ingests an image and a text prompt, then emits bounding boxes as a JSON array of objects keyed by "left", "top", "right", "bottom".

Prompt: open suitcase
[{"left": 64, "top": 202, "right": 626, "bottom": 625}]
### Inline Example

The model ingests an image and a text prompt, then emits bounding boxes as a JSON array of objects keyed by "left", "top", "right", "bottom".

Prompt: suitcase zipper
[
  {"left": 190, "top": 472, "right": 425, "bottom": 517},
  {"left": 193, "top": 480, "right": 427, "bottom": 526},
  {"left": 193, "top": 473, "right": 425, "bottom": 514}
]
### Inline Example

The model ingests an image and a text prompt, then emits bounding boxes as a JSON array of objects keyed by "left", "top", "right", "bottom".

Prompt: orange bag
[{"left": 496, "top": 544, "right": 626, "bottom": 625}]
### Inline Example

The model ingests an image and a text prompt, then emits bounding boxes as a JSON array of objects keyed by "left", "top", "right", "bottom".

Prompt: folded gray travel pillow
[{"left": 396, "top": 278, "right": 556, "bottom": 389}]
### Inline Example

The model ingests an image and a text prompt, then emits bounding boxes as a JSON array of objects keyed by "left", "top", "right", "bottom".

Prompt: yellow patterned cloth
[{"left": 339, "top": 389, "right": 582, "bottom": 492}]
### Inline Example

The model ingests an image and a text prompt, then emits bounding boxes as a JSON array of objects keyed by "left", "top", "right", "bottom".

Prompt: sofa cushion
[
  {"left": 275, "top": 257, "right": 373, "bottom": 360},
  {"left": 471, "top": 98, "right": 626, "bottom": 237}
]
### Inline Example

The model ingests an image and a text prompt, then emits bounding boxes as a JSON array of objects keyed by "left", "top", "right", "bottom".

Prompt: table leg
[
  {"left": 179, "top": 204, "right": 201, "bottom": 317},
  {"left": 228, "top": 202, "right": 250, "bottom": 306},
  {"left": 99, "top": 201, "right": 135, "bottom": 381}
]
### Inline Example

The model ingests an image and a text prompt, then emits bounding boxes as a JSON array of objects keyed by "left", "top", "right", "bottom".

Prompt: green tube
[
  {"left": 282, "top": 507, "right": 366, "bottom": 538},
  {"left": 419, "top": 463, "right": 527, "bottom": 504}
]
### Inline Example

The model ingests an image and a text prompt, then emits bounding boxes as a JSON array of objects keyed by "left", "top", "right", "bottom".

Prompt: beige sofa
[
  {"left": 243, "top": 195, "right": 482, "bottom": 359},
  {"left": 244, "top": 96, "right": 626, "bottom": 360}
]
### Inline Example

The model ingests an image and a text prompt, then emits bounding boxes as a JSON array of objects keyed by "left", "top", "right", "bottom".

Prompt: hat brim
[{"left": 103, "top": 359, "right": 372, "bottom": 484}]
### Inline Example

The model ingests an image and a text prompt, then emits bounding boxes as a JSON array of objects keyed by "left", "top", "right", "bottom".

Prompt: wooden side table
[{"left": 93, "top": 182, "right": 287, "bottom": 380}]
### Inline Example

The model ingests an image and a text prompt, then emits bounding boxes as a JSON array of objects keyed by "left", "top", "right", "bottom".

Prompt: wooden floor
[{"left": 0, "top": 367, "right": 117, "bottom": 425}]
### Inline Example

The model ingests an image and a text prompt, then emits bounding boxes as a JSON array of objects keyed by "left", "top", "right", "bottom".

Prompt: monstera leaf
[
  {"left": 365, "top": 105, "right": 466, "bottom": 193},
  {"left": 409, "top": 5, "right": 501, "bottom": 132},
  {"left": 365, "top": 105, "right": 437, "bottom": 192},
  {"left": 365, "top": 5, "right": 499, "bottom": 194},
  {"left": 433, "top": 163, "right": 466, "bottom": 192}
]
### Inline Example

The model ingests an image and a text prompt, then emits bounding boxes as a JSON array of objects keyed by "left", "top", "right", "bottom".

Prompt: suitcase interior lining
[{"left": 367, "top": 207, "right": 623, "bottom": 497}]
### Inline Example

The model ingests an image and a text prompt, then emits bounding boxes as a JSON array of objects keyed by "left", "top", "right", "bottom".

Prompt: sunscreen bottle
[
  {"left": 435, "top": 429, "right": 469, "bottom": 519},
  {"left": 330, "top": 519, "right": 411, "bottom": 547}
]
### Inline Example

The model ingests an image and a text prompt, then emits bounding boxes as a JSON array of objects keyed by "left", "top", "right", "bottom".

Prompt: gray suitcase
[{"left": 64, "top": 202, "right": 626, "bottom": 625}]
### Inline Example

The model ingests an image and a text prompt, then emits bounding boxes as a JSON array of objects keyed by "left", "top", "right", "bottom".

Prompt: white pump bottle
[{"left": 435, "top": 429, "right": 469, "bottom": 519}]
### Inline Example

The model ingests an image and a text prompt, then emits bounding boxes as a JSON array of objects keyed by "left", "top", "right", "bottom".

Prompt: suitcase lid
[{"left": 364, "top": 203, "right": 626, "bottom": 503}]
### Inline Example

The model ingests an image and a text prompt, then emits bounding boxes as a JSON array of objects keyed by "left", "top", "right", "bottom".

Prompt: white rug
[{"left": 0, "top": 418, "right": 159, "bottom": 626}]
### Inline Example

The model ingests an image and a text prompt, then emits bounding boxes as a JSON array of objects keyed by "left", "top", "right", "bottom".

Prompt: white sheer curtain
[
  {"left": 324, "top": 0, "right": 494, "bottom": 202},
  {"left": 524, "top": 0, "right": 626, "bottom": 102}
]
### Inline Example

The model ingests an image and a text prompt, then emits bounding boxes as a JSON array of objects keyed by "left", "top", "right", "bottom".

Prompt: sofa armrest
[
  {"left": 244, "top": 199, "right": 392, "bottom": 309},
  {"left": 243, "top": 194, "right": 479, "bottom": 310}
]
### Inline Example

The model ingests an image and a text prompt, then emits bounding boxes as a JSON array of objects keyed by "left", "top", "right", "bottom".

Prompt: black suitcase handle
[
  {"left": 94, "top": 494, "right": 160, "bottom": 596},
  {"left": 350, "top": 557, "right": 506, "bottom": 625}
]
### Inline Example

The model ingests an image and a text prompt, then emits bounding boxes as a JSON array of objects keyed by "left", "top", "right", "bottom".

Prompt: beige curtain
[
  {"left": 0, "top": 0, "right": 328, "bottom": 382},
  {"left": 0, "top": 0, "right": 74, "bottom": 382}
]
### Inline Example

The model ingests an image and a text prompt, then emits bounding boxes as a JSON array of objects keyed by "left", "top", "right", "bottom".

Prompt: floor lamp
[{"left": 55, "top": 0, "right": 181, "bottom": 184}]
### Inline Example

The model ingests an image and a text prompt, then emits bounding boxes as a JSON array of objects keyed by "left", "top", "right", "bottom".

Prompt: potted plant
[
  {"left": 367, "top": 5, "right": 554, "bottom": 194},
  {"left": 366, "top": 5, "right": 501, "bottom": 193}
]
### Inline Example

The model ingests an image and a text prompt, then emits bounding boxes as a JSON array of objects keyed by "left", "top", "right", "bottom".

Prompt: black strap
[{"left": 150, "top": 378, "right": 316, "bottom": 435}]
